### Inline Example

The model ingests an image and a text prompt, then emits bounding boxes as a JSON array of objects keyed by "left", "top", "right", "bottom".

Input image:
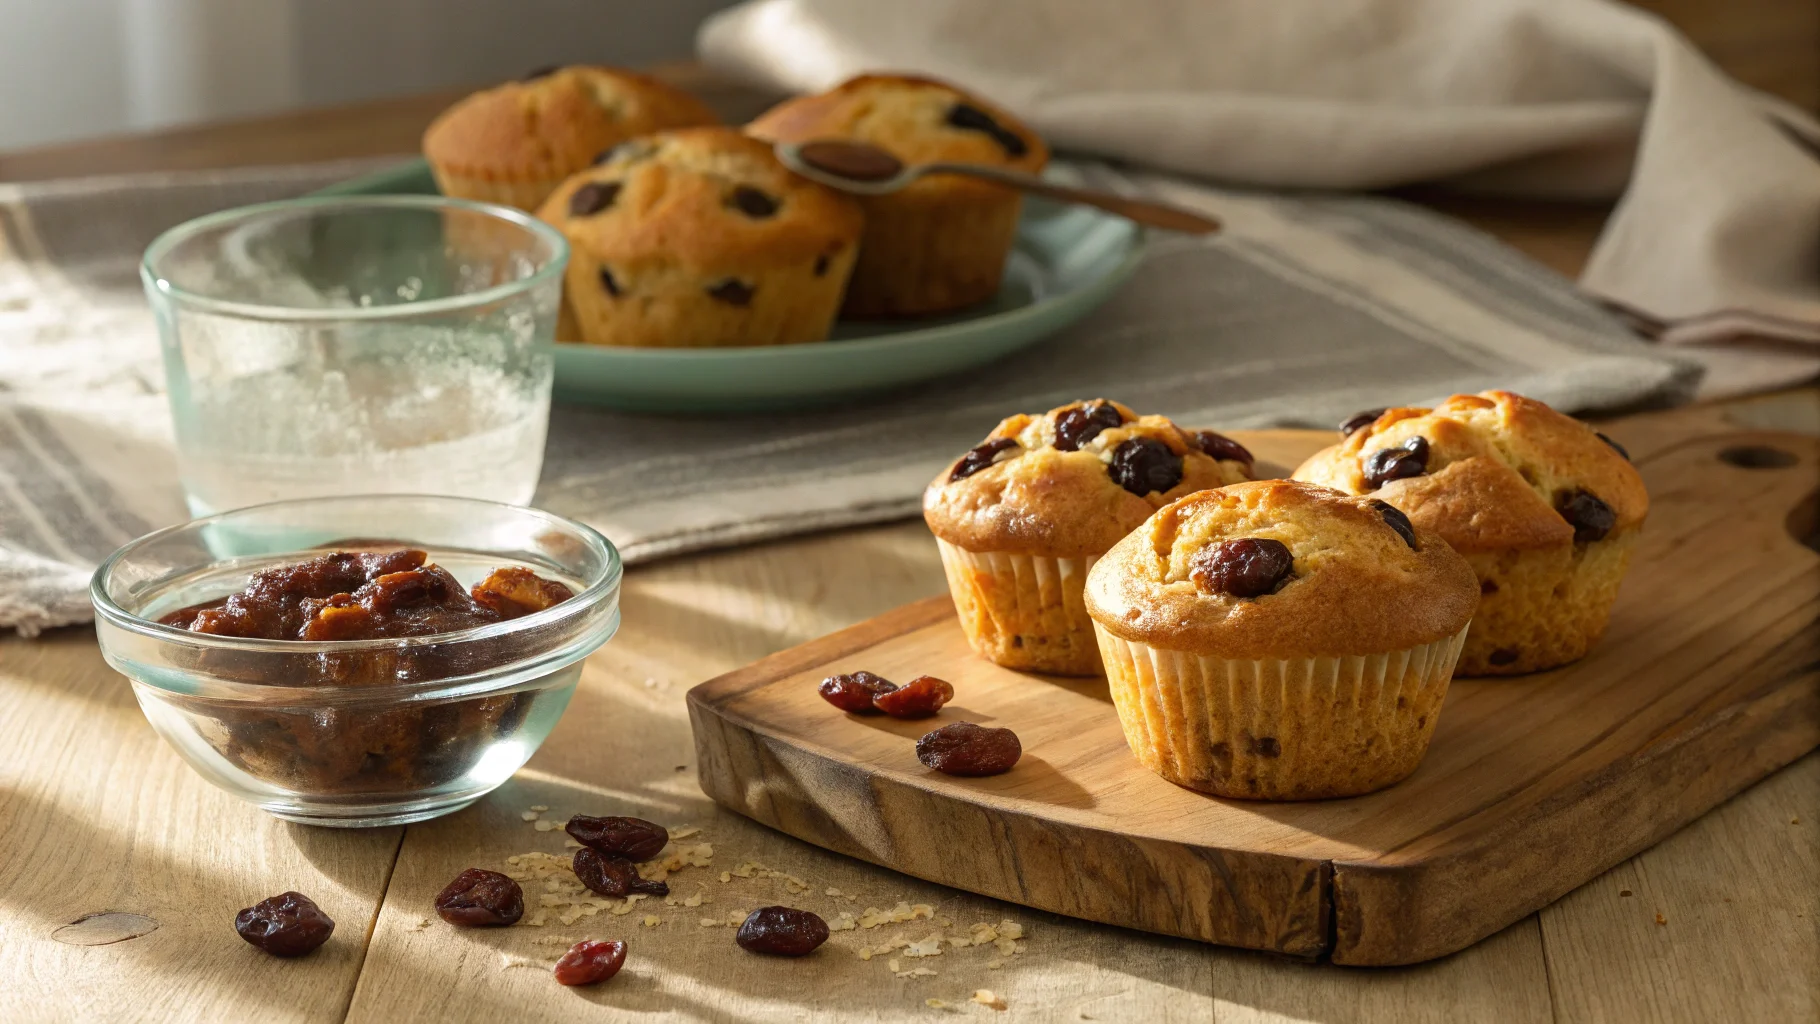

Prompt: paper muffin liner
[
  {"left": 841, "top": 192, "right": 1024, "bottom": 318},
  {"left": 936, "top": 539, "right": 1101, "bottom": 676},
  {"left": 1457, "top": 530, "right": 1639, "bottom": 676},
  {"left": 1093, "top": 622, "right": 1470, "bottom": 799}
]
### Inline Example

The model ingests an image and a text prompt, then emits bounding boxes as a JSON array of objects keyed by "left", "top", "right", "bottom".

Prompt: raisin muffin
[
  {"left": 1086, "top": 480, "right": 1478, "bottom": 799},
  {"left": 748, "top": 74, "right": 1048, "bottom": 319},
  {"left": 1294, "top": 391, "right": 1647, "bottom": 676},
  {"left": 536, "top": 128, "right": 864, "bottom": 347},
  {"left": 424, "top": 66, "right": 718, "bottom": 211},
  {"left": 923, "top": 399, "right": 1254, "bottom": 676}
]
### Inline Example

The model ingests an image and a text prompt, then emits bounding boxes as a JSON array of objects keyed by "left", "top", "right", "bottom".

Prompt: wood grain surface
[{"left": 688, "top": 421, "right": 1820, "bottom": 965}]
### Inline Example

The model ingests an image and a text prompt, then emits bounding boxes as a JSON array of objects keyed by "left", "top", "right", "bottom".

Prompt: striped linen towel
[{"left": 0, "top": 160, "right": 1698, "bottom": 636}]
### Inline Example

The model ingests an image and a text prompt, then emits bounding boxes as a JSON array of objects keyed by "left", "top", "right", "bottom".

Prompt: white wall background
[{"left": 0, "top": 0, "right": 735, "bottom": 150}]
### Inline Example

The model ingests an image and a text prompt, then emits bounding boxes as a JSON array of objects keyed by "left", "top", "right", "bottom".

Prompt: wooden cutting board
[{"left": 686, "top": 410, "right": 1820, "bottom": 966}]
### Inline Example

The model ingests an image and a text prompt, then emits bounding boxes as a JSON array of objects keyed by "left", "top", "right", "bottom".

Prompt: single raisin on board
[
  {"left": 1052, "top": 401, "right": 1123, "bottom": 451},
  {"left": 434, "top": 868, "right": 524, "bottom": 927},
  {"left": 1190, "top": 538, "right": 1295, "bottom": 598},
  {"left": 1339, "top": 409, "right": 1386, "bottom": 436},
  {"left": 572, "top": 848, "right": 639, "bottom": 898},
  {"left": 1109, "top": 437, "right": 1183, "bottom": 496},
  {"left": 735, "top": 906, "right": 830, "bottom": 956},
  {"left": 729, "top": 186, "right": 779, "bottom": 218},
  {"left": 916, "top": 722, "right": 1021, "bottom": 777},
  {"left": 872, "top": 675, "right": 954, "bottom": 719},
  {"left": 565, "top": 816, "right": 670, "bottom": 861},
  {"left": 554, "top": 939, "right": 627, "bottom": 986},
  {"left": 1363, "top": 436, "right": 1429, "bottom": 488},
  {"left": 1556, "top": 489, "right": 1616, "bottom": 543},
  {"left": 944, "top": 102, "right": 1029, "bottom": 157},
  {"left": 1597, "top": 432, "right": 1631, "bottom": 461},
  {"left": 234, "top": 891, "right": 335, "bottom": 958},
  {"left": 569, "top": 181, "right": 621, "bottom": 217},
  {"left": 818, "top": 671, "right": 899, "bottom": 714},
  {"left": 1193, "top": 430, "right": 1253, "bottom": 465},
  {"left": 629, "top": 877, "right": 670, "bottom": 897},
  {"left": 949, "top": 438, "right": 1018, "bottom": 482},
  {"left": 1368, "top": 499, "right": 1418, "bottom": 549}
]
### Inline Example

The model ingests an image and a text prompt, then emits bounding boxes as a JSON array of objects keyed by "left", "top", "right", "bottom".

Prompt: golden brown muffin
[
  {"left": 1294, "top": 390, "right": 1647, "bottom": 676},
  {"left": 424, "top": 66, "right": 718, "bottom": 211},
  {"left": 748, "top": 74, "right": 1048, "bottom": 319},
  {"left": 924, "top": 399, "right": 1254, "bottom": 675},
  {"left": 536, "top": 128, "right": 864, "bottom": 348},
  {"left": 1085, "top": 480, "right": 1478, "bottom": 800}
]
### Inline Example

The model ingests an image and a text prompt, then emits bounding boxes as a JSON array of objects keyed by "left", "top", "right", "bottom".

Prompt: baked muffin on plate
[
  {"left": 748, "top": 74, "right": 1048, "bottom": 319},
  {"left": 1294, "top": 390, "right": 1646, "bottom": 676},
  {"left": 1086, "top": 480, "right": 1478, "bottom": 800},
  {"left": 924, "top": 399, "right": 1254, "bottom": 676},
  {"left": 536, "top": 127, "right": 864, "bottom": 348},
  {"left": 424, "top": 66, "right": 718, "bottom": 211}
]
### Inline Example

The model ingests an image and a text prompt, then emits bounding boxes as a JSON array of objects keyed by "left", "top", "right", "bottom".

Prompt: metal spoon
[{"left": 775, "top": 139, "right": 1220, "bottom": 235}]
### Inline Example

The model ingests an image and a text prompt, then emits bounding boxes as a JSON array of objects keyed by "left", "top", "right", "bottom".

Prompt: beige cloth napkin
[{"left": 699, "top": 0, "right": 1820, "bottom": 397}]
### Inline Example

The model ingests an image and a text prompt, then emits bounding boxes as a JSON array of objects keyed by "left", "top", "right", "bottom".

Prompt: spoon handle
[{"left": 920, "top": 163, "right": 1221, "bottom": 235}]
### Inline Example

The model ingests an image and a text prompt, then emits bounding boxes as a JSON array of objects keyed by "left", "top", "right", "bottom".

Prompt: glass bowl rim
[
  {"left": 89, "top": 492, "right": 622, "bottom": 659},
  {"left": 139, "top": 194, "right": 570, "bottom": 323}
]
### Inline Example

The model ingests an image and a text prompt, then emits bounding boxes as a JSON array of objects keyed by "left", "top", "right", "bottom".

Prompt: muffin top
[
  {"left": 424, "top": 66, "right": 718, "bottom": 182},
  {"left": 922, "top": 399, "right": 1254, "bottom": 559},
  {"left": 1086, "top": 480, "right": 1478, "bottom": 659},
  {"left": 535, "top": 127, "right": 864, "bottom": 277},
  {"left": 747, "top": 74, "right": 1048, "bottom": 198},
  {"left": 1293, "top": 391, "right": 1647, "bottom": 554}
]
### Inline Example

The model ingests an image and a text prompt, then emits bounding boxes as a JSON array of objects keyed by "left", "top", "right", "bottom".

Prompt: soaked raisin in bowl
[{"left": 91, "top": 495, "right": 622, "bottom": 828}]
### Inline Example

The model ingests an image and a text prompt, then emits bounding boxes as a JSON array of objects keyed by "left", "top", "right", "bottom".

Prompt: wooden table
[{"left": 2, "top": 71, "right": 1816, "bottom": 1024}]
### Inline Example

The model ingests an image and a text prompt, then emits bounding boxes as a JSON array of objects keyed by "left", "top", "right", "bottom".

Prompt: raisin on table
[
  {"left": 554, "top": 939, "right": 627, "bottom": 986},
  {"left": 871, "top": 675, "right": 953, "bottom": 719},
  {"left": 818, "top": 671, "right": 898, "bottom": 714},
  {"left": 735, "top": 906, "right": 829, "bottom": 956},
  {"left": 235, "top": 891, "right": 335, "bottom": 957},
  {"left": 434, "top": 868, "right": 524, "bottom": 927},
  {"left": 573, "top": 848, "right": 639, "bottom": 898},
  {"left": 564, "top": 815, "right": 670, "bottom": 861},
  {"left": 916, "top": 722, "right": 1022, "bottom": 777}
]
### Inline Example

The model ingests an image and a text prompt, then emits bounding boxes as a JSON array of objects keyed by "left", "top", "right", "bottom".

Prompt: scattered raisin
[
  {"left": 1369, "top": 499, "right": 1418, "bottom": 549},
  {"left": 1190, "top": 538, "right": 1295, "bottom": 598},
  {"left": 1363, "top": 436, "right": 1429, "bottom": 487},
  {"left": 234, "top": 892, "right": 334, "bottom": 957},
  {"left": 1193, "top": 430, "right": 1253, "bottom": 465},
  {"left": 818, "top": 671, "right": 898, "bottom": 714},
  {"left": 554, "top": 939, "right": 627, "bottom": 986},
  {"left": 735, "top": 906, "right": 830, "bottom": 956},
  {"left": 599, "top": 266, "right": 622, "bottom": 297},
  {"left": 707, "top": 279, "right": 754, "bottom": 306},
  {"left": 569, "top": 181, "right": 621, "bottom": 217},
  {"left": 1339, "top": 409, "right": 1386, "bottom": 436},
  {"left": 1109, "top": 437, "right": 1183, "bottom": 496},
  {"left": 630, "top": 877, "right": 670, "bottom": 897},
  {"left": 434, "top": 868, "right": 524, "bottom": 927},
  {"left": 945, "top": 102, "right": 1028, "bottom": 157},
  {"left": 916, "top": 722, "right": 1022, "bottom": 776},
  {"left": 949, "top": 437, "right": 1018, "bottom": 481},
  {"left": 872, "top": 675, "right": 953, "bottom": 719},
  {"left": 1052, "top": 401, "right": 1123, "bottom": 451},
  {"left": 730, "top": 186, "right": 778, "bottom": 218},
  {"left": 1556, "top": 489, "right": 1616, "bottom": 542},
  {"left": 572, "top": 847, "right": 639, "bottom": 898},
  {"left": 565, "top": 816, "right": 670, "bottom": 861},
  {"left": 1597, "top": 432, "right": 1630, "bottom": 461}
]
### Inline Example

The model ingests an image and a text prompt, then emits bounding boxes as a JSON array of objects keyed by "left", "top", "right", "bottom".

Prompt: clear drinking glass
[{"left": 141, "top": 196, "right": 568, "bottom": 516}]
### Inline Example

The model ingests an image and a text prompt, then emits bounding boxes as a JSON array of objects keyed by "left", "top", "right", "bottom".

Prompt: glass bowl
[{"left": 90, "top": 495, "right": 620, "bottom": 827}]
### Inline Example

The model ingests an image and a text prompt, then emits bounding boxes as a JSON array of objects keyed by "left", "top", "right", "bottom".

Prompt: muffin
[
  {"left": 1294, "top": 391, "right": 1647, "bottom": 676},
  {"left": 923, "top": 399, "right": 1254, "bottom": 676},
  {"left": 1086, "top": 480, "right": 1479, "bottom": 799},
  {"left": 535, "top": 128, "right": 865, "bottom": 348},
  {"left": 424, "top": 66, "right": 718, "bottom": 211},
  {"left": 748, "top": 74, "right": 1048, "bottom": 319}
]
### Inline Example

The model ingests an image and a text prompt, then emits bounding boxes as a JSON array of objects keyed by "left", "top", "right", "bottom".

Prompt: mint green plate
[{"left": 316, "top": 159, "right": 1143, "bottom": 412}]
